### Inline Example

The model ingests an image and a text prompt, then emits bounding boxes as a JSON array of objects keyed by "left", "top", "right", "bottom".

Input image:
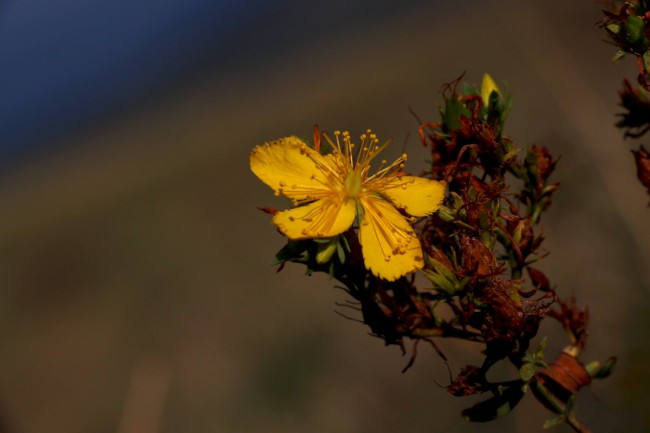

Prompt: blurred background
[{"left": 0, "top": 0, "right": 648, "bottom": 432}]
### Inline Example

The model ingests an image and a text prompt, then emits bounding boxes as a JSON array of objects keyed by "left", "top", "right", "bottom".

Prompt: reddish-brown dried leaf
[
  {"left": 257, "top": 206, "right": 280, "bottom": 215},
  {"left": 527, "top": 267, "right": 550, "bottom": 292}
]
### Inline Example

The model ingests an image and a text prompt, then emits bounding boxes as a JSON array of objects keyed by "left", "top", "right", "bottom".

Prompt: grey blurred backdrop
[{"left": 0, "top": 0, "right": 648, "bottom": 432}]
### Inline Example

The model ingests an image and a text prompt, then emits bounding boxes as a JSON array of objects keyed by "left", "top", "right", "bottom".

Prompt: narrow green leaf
[
  {"left": 461, "top": 382, "right": 526, "bottom": 422},
  {"left": 585, "top": 357, "right": 617, "bottom": 380},
  {"left": 273, "top": 240, "right": 309, "bottom": 265},
  {"left": 336, "top": 240, "right": 346, "bottom": 263},
  {"left": 612, "top": 50, "right": 626, "bottom": 63},
  {"left": 543, "top": 415, "right": 566, "bottom": 429},
  {"left": 442, "top": 97, "right": 471, "bottom": 132}
]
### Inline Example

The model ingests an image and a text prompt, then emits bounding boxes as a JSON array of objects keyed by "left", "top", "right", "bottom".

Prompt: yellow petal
[
  {"left": 374, "top": 176, "right": 446, "bottom": 217},
  {"left": 480, "top": 73, "right": 501, "bottom": 107},
  {"left": 358, "top": 195, "right": 424, "bottom": 281},
  {"left": 273, "top": 194, "right": 356, "bottom": 239},
  {"left": 250, "top": 136, "right": 339, "bottom": 200}
]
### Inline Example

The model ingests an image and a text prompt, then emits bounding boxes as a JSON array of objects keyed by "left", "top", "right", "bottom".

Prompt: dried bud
[
  {"left": 448, "top": 365, "right": 485, "bottom": 396},
  {"left": 530, "top": 145, "right": 556, "bottom": 184},
  {"left": 617, "top": 80, "right": 650, "bottom": 137},
  {"left": 464, "top": 201, "right": 482, "bottom": 228},
  {"left": 631, "top": 145, "right": 650, "bottom": 199},
  {"left": 460, "top": 235, "right": 496, "bottom": 277}
]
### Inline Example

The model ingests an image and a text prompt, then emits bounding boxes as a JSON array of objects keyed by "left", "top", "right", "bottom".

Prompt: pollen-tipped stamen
[{"left": 366, "top": 150, "right": 406, "bottom": 181}]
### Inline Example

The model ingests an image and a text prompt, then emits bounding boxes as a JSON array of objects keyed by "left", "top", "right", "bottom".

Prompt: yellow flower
[
  {"left": 250, "top": 130, "right": 446, "bottom": 281},
  {"left": 480, "top": 73, "right": 501, "bottom": 107}
]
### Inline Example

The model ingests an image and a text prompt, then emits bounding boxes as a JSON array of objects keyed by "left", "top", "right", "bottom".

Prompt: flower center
[
  {"left": 344, "top": 169, "right": 363, "bottom": 197},
  {"left": 324, "top": 129, "right": 409, "bottom": 196}
]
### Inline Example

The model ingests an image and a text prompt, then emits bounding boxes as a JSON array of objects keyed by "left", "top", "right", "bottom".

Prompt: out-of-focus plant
[
  {"left": 250, "top": 74, "right": 615, "bottom": 432},
  {"left": 602, "top": 0, "right": 650, "bottom": 199},
  {"left": 602, "top": 0, "right": 650, "bottom": 88}
]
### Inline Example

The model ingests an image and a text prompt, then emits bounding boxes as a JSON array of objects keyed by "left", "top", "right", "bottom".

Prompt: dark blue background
[
  {"left": 0, "top": 0, "right": 428, "bottom": 164},
  {"left": 0, "top": 0, "right": 269, "bottom": 158}
]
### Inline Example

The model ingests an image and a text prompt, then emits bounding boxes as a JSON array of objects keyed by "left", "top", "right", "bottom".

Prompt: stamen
[
  {"left": 362, "top": 198, "right": 413, "bottom": 257},
  {"left": 296, "top": 195, "right": 347, "bottom": 237},
  {"left": 300, "top": 144, "right": 344, "bottom": 184},
  {"left": 315, "top": 130, "right": 410, "bottom": 198},
  {"left": 323, "top": 132, "right": 340, "bottom": 155},
  {"left": 366, "top": 151, "right": 407, "bottom": 181}
]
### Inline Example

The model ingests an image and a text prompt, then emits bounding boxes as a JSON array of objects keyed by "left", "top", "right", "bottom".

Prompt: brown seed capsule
[{"left": 537, "top": 352, "right": 592, "bottom": 401}]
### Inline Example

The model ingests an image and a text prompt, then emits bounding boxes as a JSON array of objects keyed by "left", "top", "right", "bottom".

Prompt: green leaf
[
  {"left": 422, "top": 269, "right": 456, "bottom": 294},
  {"left": 585, "top": 356, "right": 617, "bottom": 380},
  {"left": 625, "top": 15, "right": 649, "bottom": 52},
  {"left": 534, "top": 337, "right": 548, "bottom": 360},
  {"left": 519, "top": 339, "right": 548, "bottom": 382},
  {"left": 336, "top": 239, "right": 346, "bottom": 263},
  {"left": 461, "top": 382, "right": 526, "bottom": 422},
  {"left": 625, "top": 15, "right": 646, "bottom": 43},
  {"left": 519, "top": 363, "right": 538, "bottom": 382},
  {"left": 442, "top": 97, "right": 471, "bottom": 132},
  {"left": 273, "top": 240, "right": 310, "bottom": 265},
  {"left": 340, "top": 234, "right": 351, "bottom": 252},
  {"left": 463, "top": 83, "right": 479, "bottom": 95},
  {"left": 612, "top": 49, "right": 626, "bottom": 63},
  {"left": 542, "top": 415, "right": 566, "bottom": 429}
]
